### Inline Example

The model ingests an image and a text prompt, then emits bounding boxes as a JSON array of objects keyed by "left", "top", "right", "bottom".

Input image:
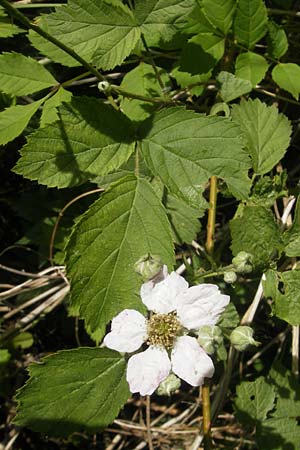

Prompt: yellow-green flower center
[{"left": 147, "top": 312, "right": 182, "bottom": 349}]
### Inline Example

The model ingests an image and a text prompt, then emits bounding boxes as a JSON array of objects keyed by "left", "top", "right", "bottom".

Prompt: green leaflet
[
  {"left": 272, "top": 63, "right": 300, "bottom": 100},
  {"left": 0, "top": 52, "right": 56, "bottom": 96},
  {"left": 40, "top": 88, "right": 73, "bottom": 127},
  {"left": 201, "top": 0, "right": 236, "bottom": 34},
  {"left": 30, "top": 0, "right": 140, "bottom": 70},
  {"left": 235, "top": 377, "right": 276, "bottom": 424},
  {"left": 235, "top": 52, "right": 268, "bottom": 87},
  {"left": 135, "top": 0, "right": 194, "bottom": 46},
  {"left": 230, "top": 204, "right": 283, "bottom": 269},
  {"left": 15, "top": 348, "right": 130, "bottom": 436},
  {"left": 231, "top": 99, "right": 291, "bottom": 174},
  {"left": 274, "top": 270, "right": 300, "bottom": 325},
  {"left": 166, "top": 193, "right": 205, "bottom": 244},
  {"left": 0, "top": 97, "right": 45, "bottom": 146},
  {"left": 217, "top": 71, "right": 252, "bottom": 102},
  {"left": 120, "top": 62, "right": 170, "bottom": 122},
  {"left": 267, "top": 21, "right": 288, "bottom": 59},
  {"left": 66, "top": 175, "right": 174, "bottom": 336},
  {"left": 233, "top": 0, "right": 268, "bottom": 49},
  {"left": 14, "top": 97, "right": 135, "bottom": 188},
  {"left": 139, "top": 107, "right": 251, "bottom": 205}
]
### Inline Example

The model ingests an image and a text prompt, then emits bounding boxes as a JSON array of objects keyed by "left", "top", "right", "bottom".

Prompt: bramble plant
[{"left": 0, "top": 0, "right": 300, "bottom": 449}]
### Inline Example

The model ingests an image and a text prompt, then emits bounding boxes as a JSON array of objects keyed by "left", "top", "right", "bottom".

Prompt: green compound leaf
[
  {"left": 171, "top": 64, "right": 211, "bottom": 96},
  {"left": 235, "top": 52, "right": 268, "bottom": 87},
  {"left": 272, "top": 63, "right": 300, "bottom": 100},
  {"left": 66, "top": 175, "right": 174, "bottom": 336},
  {"left": 230, "top": 204, "right": 283, "bottom": 269},
  {"left": 269, "top": 362, "right": 300, "bottom": 419},
  {"left": 30, "top": 0, "right": 140, "bottom": 70},
  {"left": 120, "top": 62, "right": 170, "bottom": 122},
  {"left": 139, "top": 107, "right": 251, "bottom": 205},
  {"left": 0, "top": 53, "right": 56, "bottom": 97},
  {"left": 0, "top": 97, "right": 45, "bottom": 146},
  {"left": 233, "top": 0, "right": 268, "bottom": 49},
  {"left": 135, "top": 0, "right": 195, "bottom": 47},
  {"left": 274, "top": 270, "right": 300, "bottom": 325},
  {"left": 40, "top": 88, "right": 73, "bottom": 128},
  {"left": 201, "top": 0, "right": 236, "bottom": 34},
  {"left": 14, "top": 97, "right": 135, "bottom": 188},
  {"left": 284, "top": 197, "right": 300, "bottom": 257},
  {"left": 180, "top": 2, "right": 217, "bottom": 35},
  {"left": 267, "top": 21, "right": 288, "bottom": 60},
  {"left": 217, "top": 71, "right": 252, "bottom": 102},
  {"left": 15, "top": 348, "right": 130, "bottom": 436},
  {"left": 231, "top": 99, "right": 291, "bottom": 175},
  {"left": 235, "top": 377, "right": 276, "bottom": 424}
]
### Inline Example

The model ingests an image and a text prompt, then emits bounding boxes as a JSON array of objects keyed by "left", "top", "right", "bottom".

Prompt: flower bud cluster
[{"left": 232, "top": 251, "right": 254, "bottom": 274}]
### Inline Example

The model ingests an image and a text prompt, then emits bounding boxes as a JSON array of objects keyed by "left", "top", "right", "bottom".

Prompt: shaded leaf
[
  {"left": 139, "top": 107, "right": 251, "bottom": 205},
  {"left": 284, "top": 196, "right": 300, "bottom": 257},
  {"left": 40, "top": 88, "right": 72, "bottom": 127},
  {"left": 0, "top": 9, "right": 24, "bottom": 38},
  {"left": 272, "top": 63, "right": 300, "bottom": 100},
  {"left": 234, "top": 0, "right": 268, "bottom": 49},
  {"left": 120, "top": 62, "right": 170, "bottom": 121},
  {"left": 14, "top": 97, "right": 135, "bottom": 188},
  {"left": 235, "top": 52, "right": 268, "bottom": 87},
  {"left": 231, "top": 99, "right": 291, "bottom": 174},
  {"left": 235, "top": 377, "right": 275, "bottom": 423},
  {"left": 15, "top": 348, "right": 130, "bottom": 436},
  {"left": 66, "top": 175, "right": 174, "bottom": 336},
  {"left": 275, "top": 270, "right": 300, "bottom": 325},
  {"left": 267, "top": 21, "right": 288, "bottom": 59},
  {"left": 230, "top": 204, "right": 283, "bottom": 269},
  {"left": 217, "top": 71, "right": 252, "bottom": 102}
]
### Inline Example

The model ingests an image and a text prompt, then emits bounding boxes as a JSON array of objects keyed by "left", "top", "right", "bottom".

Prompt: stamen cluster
[{"left": 147, "top": 312, "right": 181, "bottom": 349}]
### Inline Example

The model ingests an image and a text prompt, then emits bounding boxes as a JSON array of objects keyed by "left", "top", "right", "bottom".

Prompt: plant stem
[
  {"left": 206, "top": 176, "right": 218, "bottom": 255},
  {"left": 201, "top": 175, "right": 218, "bottom": 449},
  {"left": 141, "top": 33, "right": 165, "bottom": 92},
  {"left": 135, "top": 144, "right": 140, "bottom": 177},
  {"left": 146, "top": 396, "right": 154, "bottom": 450},
  {"left": 13, "top": 2, "right": 63, "bottom": 8}
]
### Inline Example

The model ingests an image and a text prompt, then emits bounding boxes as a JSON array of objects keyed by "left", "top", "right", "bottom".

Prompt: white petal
[
  {"left": 171, "top": 336, "right": 214, "bottom": 386},
  {"left": 103, "top": 309, "right": 147, "bottom": 353},
  {"left": 141, "top": 271, "right": 188, "bottom": 314},
  {"left": 127, "top": 346, "right": 171, "bottom": 395},
  {"left": 177, "top": 284, "right": 230, "bottom": 330}
]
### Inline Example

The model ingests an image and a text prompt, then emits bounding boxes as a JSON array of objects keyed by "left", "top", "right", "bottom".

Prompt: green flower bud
[
  {"left": 230, "top": 326, "right": 260, "bottom": 352},
  {"left": 97, "top": 80, "right": 111, "bottom": 94},
  {"left": 224, "top": 271, "right": 237, "bottom": 284},
  {"left": 156, "top": 373, "right": 181, "bottom": 396},
  {"left": 197, "top": 325, "right": 223, "bottom": 354},
  {"left": 134, "top": 254, "right": 164, "bottom": 281},
  {"left": 232, "top": 251, "right": 254, "bottom": 274}
]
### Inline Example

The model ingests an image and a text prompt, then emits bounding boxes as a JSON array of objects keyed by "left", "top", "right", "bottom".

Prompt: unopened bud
[
  {"left": 134, "top": 254, "right": 163, "bottom": 281},
  {"left": 232, "top": 251, "right": 254, "bottom": 274},
  {"left": 224, "top": 271, "right": 237, "bottom": 284},
  {"left": 197, "top": 325, "right": 223, "bottom": 354},
  {"left": 230, "top": 326, "right": 260, "bottom": 351},
  {"left": 157, "top": 373, "right": 181, "bottom": 396},
  {"left": 97, "top": 80, "right": 111, "bottom": 93}
]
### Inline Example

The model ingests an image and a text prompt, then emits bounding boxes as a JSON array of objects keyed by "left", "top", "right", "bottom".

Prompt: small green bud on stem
[
  {"left": 134, "top": 254, "right": 164, "bottom": 281},
  {"left": 230, "top": 326, "right": 260, "bottom": 351},
  {"left": 232, "top": 251, "right": 254, "bottom": 274},
  {"left": 157, "top": 373, "right": 181, "bottom": 396}
]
